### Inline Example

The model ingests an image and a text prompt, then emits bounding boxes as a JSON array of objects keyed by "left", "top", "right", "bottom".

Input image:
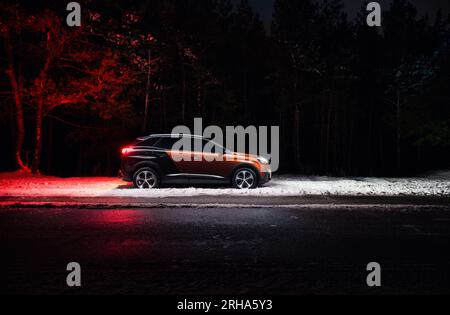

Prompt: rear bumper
[{"left": 118, "top": 169, "right": 132, "bottom": 182}]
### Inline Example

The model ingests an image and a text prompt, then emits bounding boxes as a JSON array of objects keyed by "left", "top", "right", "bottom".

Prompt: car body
[{"left": 120, "top": 134, "right": 272, "bottom": 189}]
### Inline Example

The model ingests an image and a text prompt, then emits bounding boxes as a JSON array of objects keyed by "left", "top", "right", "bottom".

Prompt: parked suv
[{"left": 120, "top": 134, "right": 272, "bottom": 189}]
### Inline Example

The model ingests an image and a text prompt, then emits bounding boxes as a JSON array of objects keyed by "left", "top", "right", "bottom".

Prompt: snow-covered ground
[{"left": 0, "top": 171, "right": 449, "bottom": 198}]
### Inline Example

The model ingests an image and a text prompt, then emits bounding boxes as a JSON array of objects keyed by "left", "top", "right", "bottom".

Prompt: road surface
[{"left": 1, "top": 198, "right": 449, "bottom": 294}]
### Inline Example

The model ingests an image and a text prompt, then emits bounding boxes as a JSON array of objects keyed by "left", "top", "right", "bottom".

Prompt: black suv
[{"left": 120, "top": 134, "right": 272, "bottom": 189}]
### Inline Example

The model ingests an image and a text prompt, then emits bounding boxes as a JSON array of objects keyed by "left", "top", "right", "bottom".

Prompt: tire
[
  {"left": 133, "top": 167, "right": 160, "bottom": 189},
  {"left": 232, "top": 167, "right": 258, "bottom": 189}
]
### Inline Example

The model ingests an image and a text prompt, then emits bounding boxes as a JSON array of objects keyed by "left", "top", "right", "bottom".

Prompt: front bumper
[{"left": 260, "top": 170, "right": 272, "bottom": 185}]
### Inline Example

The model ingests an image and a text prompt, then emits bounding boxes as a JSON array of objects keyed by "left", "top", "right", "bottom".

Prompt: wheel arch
[
  {"left": 230, "top": 163, "right": 260, "bottom": 184},
  {"left": 132, "top": 161, "right": 162, "bottom": 179}
]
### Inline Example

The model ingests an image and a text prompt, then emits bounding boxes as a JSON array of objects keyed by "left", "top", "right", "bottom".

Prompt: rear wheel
[
  {"left": 133, "top": 167, "right": 160, "bottom": 189},
  {"left": 232, "top": 168, "right": 258, "bottom": 189}
]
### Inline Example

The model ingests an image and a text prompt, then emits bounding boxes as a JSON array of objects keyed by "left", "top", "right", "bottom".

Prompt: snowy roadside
[{"left": 0, "top": 171, "right": 449, "bottom": 198}]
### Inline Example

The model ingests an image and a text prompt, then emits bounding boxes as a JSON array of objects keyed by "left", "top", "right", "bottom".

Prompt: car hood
[{"left": 225, "top": 152, "right": 259, "bottom": 161}]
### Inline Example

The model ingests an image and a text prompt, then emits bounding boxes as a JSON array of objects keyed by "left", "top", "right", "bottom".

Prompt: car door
[
  {"left": 187, "top": 139, "right": 227, "bottom": 179},
  {"left": 163, "top": 136, "right": 197, "bottom": 177}
]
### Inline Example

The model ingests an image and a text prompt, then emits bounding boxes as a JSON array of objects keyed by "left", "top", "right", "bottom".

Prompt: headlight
[{"left": 257, "top": 156, "right": 269, "bottom": 165}]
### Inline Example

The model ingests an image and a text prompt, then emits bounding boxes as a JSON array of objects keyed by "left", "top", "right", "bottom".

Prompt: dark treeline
[{"left": 0, "top": 0, "right": 449, "bottom": 177}]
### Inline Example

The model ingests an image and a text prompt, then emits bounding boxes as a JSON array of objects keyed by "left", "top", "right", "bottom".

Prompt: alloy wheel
[
  {"left": 235, "top": 169, "right": 256, "bottom": 189},
  {"left": 135, "top": 170, "right": 158, "bottom": 189}
]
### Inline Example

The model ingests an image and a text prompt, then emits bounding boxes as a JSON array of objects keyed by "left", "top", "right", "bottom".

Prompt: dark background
[
  {"left": 242, "top": 0, "right": 450, "bottom": 33},
  {"left": 1, "top": 0, "right": 449, "bottom": 177}
]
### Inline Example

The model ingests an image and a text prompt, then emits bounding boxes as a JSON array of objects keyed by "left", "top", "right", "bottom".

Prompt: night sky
[{"left": 241, "top": 0, "right": 450, "bottom": 32}]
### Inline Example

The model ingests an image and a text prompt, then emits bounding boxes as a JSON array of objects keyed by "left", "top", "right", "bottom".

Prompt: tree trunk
[
  {"left": 7, "top": 69, "right": 27, "bottom": 171},
  {"left": 367, "top": 101, "right": 374, "bottom": 175},
  {"left": 181, "top": 67, "right": 186, "bottom": 122},
  {"left": 319, "top": 103, "right": 325, "bottom": 172},
  {"left": 396, "top": 89, "right": 401, "bottom": 172},
  {"left": 32, "top": 50, "right": 51, "bottom": 174},
  {"left": 325, "top": 100, "right": 332, "bottom": 173},
  {"left": 32, "top": 96, "right": 44, "bottom": 173},
  {"left": 347, "top": 110, "right": 354, "bottom": 174},
  {"left": 294, "top": 104, "right": 301, "bottom": 172},
  {"left": 292, "top": 65, "right": 300, "bottom": 172},
  {"left": 46, "top": 116, "right": 54, "bottom": 173},
  {"left": 143, "top": 49, "right": 152, "bottom": 133},
  {"left": 5, "top": 30, "right": 28, "bottom": 171},
  {"left": 161, "top": 86, "right": 167, "bottom": 129},
  {"left": 242, "top": 44, "right": 248, "bottom": 120},
  {"left": 334, "top": 105, "right": 338, "bottom": 174},
  {"left": 197, "top": 79, "right": 203, "bottom": 115},
  {"left": 177, "top": 43, "right": 187, "bottom": 123}
]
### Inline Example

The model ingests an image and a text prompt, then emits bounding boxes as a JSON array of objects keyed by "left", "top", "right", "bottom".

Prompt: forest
[{"left": 1, "top": 0, "right": 449, "bottom": 177}]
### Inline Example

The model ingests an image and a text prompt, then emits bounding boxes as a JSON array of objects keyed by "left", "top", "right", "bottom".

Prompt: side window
[
  {"left": 140, "top": 137, "right": 159, "bottom": 147},
  {"left": 190, "top": 138, "right": 209, "bottom": 153},
  {"left": 154, "top": 137, "right": 180, "bottom": 150},
  {"left": 203, "top": 140, "right": 221, "bottom": 153}
]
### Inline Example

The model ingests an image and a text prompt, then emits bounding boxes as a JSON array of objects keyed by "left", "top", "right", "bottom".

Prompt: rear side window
[
  {"left": 138, "top": 137, "right": 159, "bottom": 147},
  {"left": 154, "top": 137, "right": 181, "bottom": 150}
]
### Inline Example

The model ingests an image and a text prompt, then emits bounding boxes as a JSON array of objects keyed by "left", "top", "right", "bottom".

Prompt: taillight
[{"left": 121, "top": 147, "right": 133, "bottom": 155}]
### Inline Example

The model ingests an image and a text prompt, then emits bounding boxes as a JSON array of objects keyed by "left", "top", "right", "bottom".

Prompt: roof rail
[{"left": 137, "top": 134, "right": 208, "bottom": 141}]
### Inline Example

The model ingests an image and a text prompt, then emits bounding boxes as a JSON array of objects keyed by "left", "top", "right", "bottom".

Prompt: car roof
[{"left": 137, "top": 134, "right": 209, "bottom": 141}]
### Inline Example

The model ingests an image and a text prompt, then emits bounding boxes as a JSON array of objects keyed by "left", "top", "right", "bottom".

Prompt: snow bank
[{"left": 0, "top": 171, "right": 449, "bottom": 198}]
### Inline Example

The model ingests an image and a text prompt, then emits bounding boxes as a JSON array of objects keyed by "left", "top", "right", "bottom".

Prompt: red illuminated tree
[
  {"left": 1, "top": 6, "right": 137, "bottom": 173},
  {"left": 0, "top": 5, "right": 28, "bottom": 171}
]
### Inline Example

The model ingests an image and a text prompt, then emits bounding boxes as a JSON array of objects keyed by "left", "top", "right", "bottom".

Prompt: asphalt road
[{"left": 1, "top": 202, "right": 450, "bottom": 294}]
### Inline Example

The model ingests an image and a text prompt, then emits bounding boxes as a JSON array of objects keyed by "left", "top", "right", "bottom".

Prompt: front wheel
[
  {"left": 232, "top": 168, "right": 258, "bottom": 189},
  {"left": 133, "top": 167, "right": 160, "bottom": 189}
]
